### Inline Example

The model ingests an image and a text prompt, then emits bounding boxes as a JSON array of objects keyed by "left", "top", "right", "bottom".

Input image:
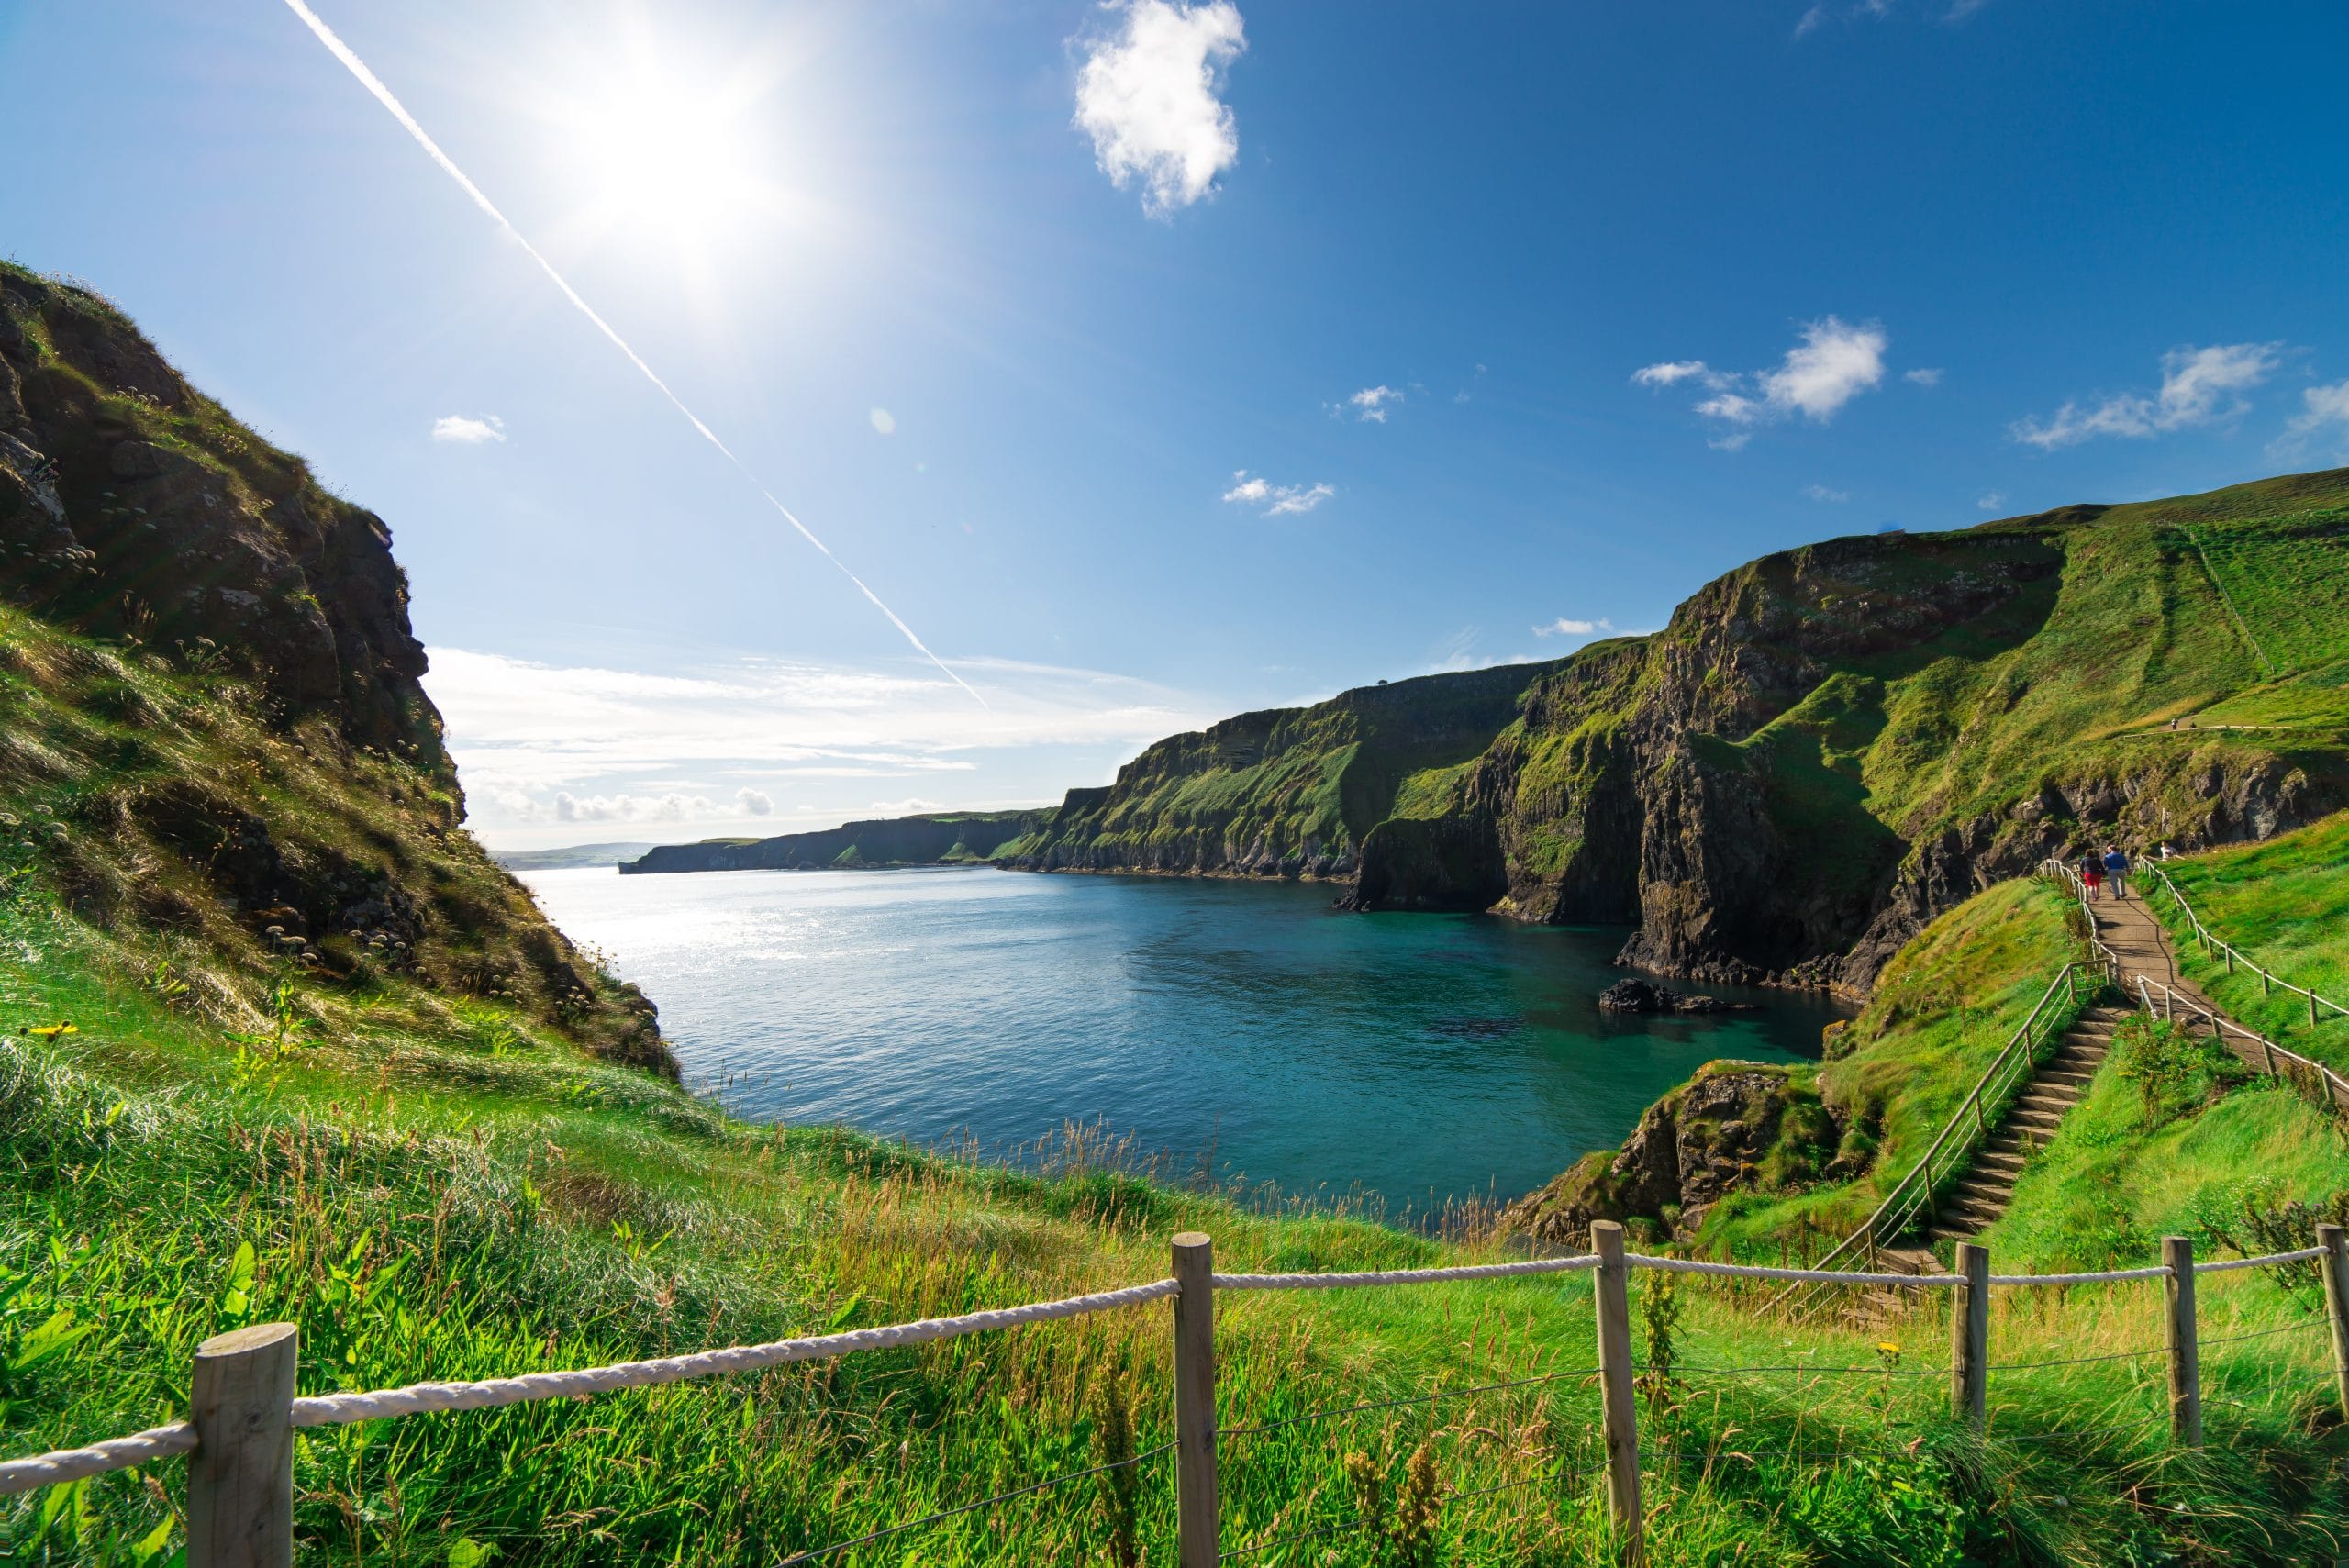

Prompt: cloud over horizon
[
  {"left": 1073, "top": 0, "right": 1246, "bottom": 217},
  {"left": 426, "top": 647, "right": 1219, "bottom": 847},
  {"left": 2011, "top": 341, "right": 2284, "bottom": 450}
]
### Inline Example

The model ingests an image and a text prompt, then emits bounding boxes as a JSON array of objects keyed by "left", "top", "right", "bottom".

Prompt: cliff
[
  {"left": 1386, "top": 474, "right": 2349, "bottom": 991},
  {"left": 996, "top": 661, "right": 1561, "bottom": 879},
  {"left": 622, "top": 810, "right": 1048, "bottom": 874},
  {"left": 0, "top": 263, "right": 666, "bottom": 1072}
]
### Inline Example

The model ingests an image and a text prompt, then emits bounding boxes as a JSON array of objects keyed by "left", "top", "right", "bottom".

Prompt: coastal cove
[{"left": 523, "top": 865, "right": 1847, "bottom": 1217}]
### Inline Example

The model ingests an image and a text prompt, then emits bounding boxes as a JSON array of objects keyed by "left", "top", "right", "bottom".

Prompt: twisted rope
[
  {"left": 288, "top": 1279, "right": 1179, "bottom": 1428},
  {"left": 0, "top": 1423, "right": 196, "bottom": 1496},
  {"left": 0, "top": 1281, "right": 1177, "bottom": 1491},
  {"left": 2196, "top": 1247, "right": 2325, "bottom": 1274},
  {"left": 1986, "top": 1266, "right": 2173, "bottom": 1285},
  {"left": 1212, "top": 1255, "right": 1599, "bottom": 1291},
  {"left": 1625, "top": 1253, "right": 1965, "bottom": 1287}
]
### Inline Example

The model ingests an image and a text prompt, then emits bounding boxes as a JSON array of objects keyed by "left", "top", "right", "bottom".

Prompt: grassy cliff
[
  {"left": 621, "top": 810, "right": 1046, "bottom": 875},
  {"left": 998, "top": 661, "right": 1563, "bottom": 881}
]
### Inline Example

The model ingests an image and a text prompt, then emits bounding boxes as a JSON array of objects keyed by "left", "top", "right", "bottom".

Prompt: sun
[{"left": 537, "top": 28, "right": 783, "bottom": 259}]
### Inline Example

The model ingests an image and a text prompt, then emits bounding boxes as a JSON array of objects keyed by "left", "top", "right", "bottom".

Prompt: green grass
[
  {"left": 1987, "top": 1014, "right": 2344, "bottom": 1271},
  {"left": 5, "top": 889, "right": 2347, "bottom": 1565},
  {"left": 2143, "top": 809, "right": 2349, "bottom": 1068},
  {"left": 1698, "top": 879, "right": 2085, "bottom": 1257}
]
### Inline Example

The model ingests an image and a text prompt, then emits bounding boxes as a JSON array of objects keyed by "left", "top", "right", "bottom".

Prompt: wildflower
[{"left": 29, "top": 1023, "right": 78, "bottom": 1038}]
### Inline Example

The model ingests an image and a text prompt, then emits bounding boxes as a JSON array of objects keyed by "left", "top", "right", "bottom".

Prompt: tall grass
[{"left": 6, "top": 899, "right": 2349, "bottom": 1563}]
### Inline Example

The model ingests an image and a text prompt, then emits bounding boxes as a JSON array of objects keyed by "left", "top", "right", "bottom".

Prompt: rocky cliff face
[
  {"left": 1350, "top": 478, "right": 2349, "bottom": 993},
  {"left": 623, "top": 811, "right": 1048, "bottom": 874},
  {"left": 0, "top": 264, "right": 665, "bottom": 1072},
  {"left": 1001, "top": 661, "right": 1560, "bottom": 880},
  {"left": 1498, "top": 1062, "right": 1844, "bottom": 1245}
]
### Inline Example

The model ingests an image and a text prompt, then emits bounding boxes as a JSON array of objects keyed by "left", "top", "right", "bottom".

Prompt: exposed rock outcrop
[
  {"left": 1499, "top": 1062, "right": 1842, "bottom": 1245},
  {"left": 0, "top": 264, "right": 666, "bottom": 1073}
]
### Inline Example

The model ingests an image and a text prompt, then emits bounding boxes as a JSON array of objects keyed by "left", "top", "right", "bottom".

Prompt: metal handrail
[
  {"left": 1772, "top": 868, "right": 2108, "bottom": 1312},
  {"left": 2138, "top": 859, "right": 2349, "bottom": 1029}
]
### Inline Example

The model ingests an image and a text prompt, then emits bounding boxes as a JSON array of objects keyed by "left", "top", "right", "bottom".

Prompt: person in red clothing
[{"left": 2080, "top": 850, "right": 2102, "bottom": 899}]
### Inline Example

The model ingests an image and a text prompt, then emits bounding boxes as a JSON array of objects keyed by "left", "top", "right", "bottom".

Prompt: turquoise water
[{"left": 523, "top": 866, "right": 1844, "bottom": 1218}]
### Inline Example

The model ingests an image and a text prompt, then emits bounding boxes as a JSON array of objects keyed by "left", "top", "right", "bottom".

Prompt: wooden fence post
[
  {"left": 1171, "top": 1232, "right": 1219, "bottom": 1568},
  {"left": 2319, "top": 1224, "right": 2349, "bottom": 1421},
  {"left": 2161, "top": 1236, "right": 2201, "bottom": 1447},
  {"left": 186, "top": 1322, "right": 297, "bottom": 1568},
  {"left": 1950, "top": 1243, "right": 1988, "bottom": 1426},
  {"left": 1591, "top": 1222, "right": 1644, "bottom": 1564}
]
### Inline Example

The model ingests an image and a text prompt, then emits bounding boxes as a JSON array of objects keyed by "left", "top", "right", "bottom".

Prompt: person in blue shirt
[{"left": 2102, "top": 845, "right": 2131, "bottom": 901}]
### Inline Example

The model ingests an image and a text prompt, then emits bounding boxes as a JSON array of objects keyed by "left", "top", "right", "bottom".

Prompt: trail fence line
[
  {"left": 2142, "top": 857, "right": 2349, "bottom": 1031},
  {"left": 8, "top": 1229, "right": 2348, "bottom": 1568}
]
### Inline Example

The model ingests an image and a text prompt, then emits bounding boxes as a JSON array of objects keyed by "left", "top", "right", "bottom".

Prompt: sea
[{"left": 522, "top": 864, "right": 1845, "bottom": 1221}]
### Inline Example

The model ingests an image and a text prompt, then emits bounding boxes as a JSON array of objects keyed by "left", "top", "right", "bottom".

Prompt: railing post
[
  {"left": 2161, "top": 1236, "right": 2201, "bottom": 1447},
  {"left": 1950, "top": 1243, "right": 1988, "bottom": 1426},
  {"left": 1170, "top": 1232, "right": 1219, "bottom": 1568},
  {"left": 187, "top": 1322, "right": 298, "bottom": 1568},
  {"left": 1591, "top": 1221, "right": 1644, "bottom": 1564},
  {"left": 2319, "top": 1224, "right": 2349, "bottom": 1421}
]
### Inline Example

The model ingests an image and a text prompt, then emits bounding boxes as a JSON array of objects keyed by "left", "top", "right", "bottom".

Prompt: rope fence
[
  {"left": 2141, "top": 859, "right": 2349, "bottom": 1030},
  {"left": 8, "top": 1225, "right": 2347, "bottom": 1568}
]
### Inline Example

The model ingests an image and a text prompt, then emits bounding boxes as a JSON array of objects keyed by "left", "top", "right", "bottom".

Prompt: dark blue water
[{"left": 523, "top": 866, "right": 1842, "bottom": 1216}]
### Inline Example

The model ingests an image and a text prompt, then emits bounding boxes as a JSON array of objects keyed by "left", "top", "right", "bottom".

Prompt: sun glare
[{"left": 538, "top": 29, "right": 785, "bottom": 260}]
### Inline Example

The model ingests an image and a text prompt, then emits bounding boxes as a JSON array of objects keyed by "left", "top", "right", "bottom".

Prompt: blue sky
[{"left": 6, "top": 1, "right": 2346, "bottom": 847}]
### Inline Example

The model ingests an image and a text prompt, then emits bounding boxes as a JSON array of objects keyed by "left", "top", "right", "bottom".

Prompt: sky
[{"left": 5, "top": 0, "right": 2347, "bottom": 849}]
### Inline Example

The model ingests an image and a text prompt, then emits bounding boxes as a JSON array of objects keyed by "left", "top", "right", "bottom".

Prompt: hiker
[
  {"left": 2159, "top": 842, "right": 2175, "bottom": 861},
  {"left": 2080, "top": 850, "right": 2102, "bottom": 899},
  {"left": 2102, "top": 844, "right": 2131, "bottom": 901}
]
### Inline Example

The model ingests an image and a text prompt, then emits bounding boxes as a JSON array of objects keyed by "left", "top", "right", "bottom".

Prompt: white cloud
[
  {"left": 1640, "top": 317, "right": 1889, "bottom": 446},
  {"left": 430, "top": 414, "right": 505, "bottom": 444},
  {"left": 1072, "top": 0, "right": 1246, "bottom": 217},
  {"left": 1977, "top": 490, "right": 2008, "bottom": 511},
  {"left": 2274, "top": 378, "right": 2349, "bottom": 460},
  {"left": 1222, "top": 470, "right": 1333, "bottom": 517},
  {"left": 869, "top": 407, "right": 896, "bottom": 435},
  {"left": 1532, "top": 617, "right": 1614, "bottom": 638},
  {"left": 1632, "top": 360, "right": 1726, "bottom": 390},
  {"left": 1794, "top": 3, "right": 1829, "bottom": 36},
  {"left": 868, "top": 797, "right": 947, "bottom": 816},
  {"left": 552, "top": 791, "right": 730, "bottom": 824},
  {"left": 1350, "top": 384, "right": 1403, "bottom": 422},
  {"left": 1904, "top": 367, "right": 1943, "bottom": 387},
  {"left": 425, "top": 647, "right": 1219, "bottom": 847},
  {"left": 1802, "top": 484, "right": 1851, "bottom": 503},
  {"left": 2012, "top": 341, "right": 2284, "bottom": 450},
  {"left": 1757, "top": 317, "right": 1888, "bottom": 420}
]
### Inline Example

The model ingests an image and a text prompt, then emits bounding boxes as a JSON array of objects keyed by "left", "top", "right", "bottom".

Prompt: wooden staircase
[{"left": 1924, "top": 1005, "right": 2122, "bottom": 1242}]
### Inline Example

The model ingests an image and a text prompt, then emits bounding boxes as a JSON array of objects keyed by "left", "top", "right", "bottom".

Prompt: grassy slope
[
  {"left": 1692, "top": 880, "right": 2082, "bottom": 1256},
  {"left": 2145, "top": 808, "right": 2349, "bottom": 1066},
  {"left": 6, "top": 884, "right": 2348, "bottom": 1566},
  {"left": 1002, "top": 662, "right": 1563, "bottom": 873}
]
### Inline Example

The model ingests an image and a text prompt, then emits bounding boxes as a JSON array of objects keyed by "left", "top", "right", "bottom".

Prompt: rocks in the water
[{"left": 1598, "top": 977, "right": 1754, "bottom": 1014}]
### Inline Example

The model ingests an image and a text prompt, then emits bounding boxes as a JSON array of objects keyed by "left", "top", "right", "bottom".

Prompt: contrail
[{"left": 280, "top": 0, "right": 987, "bottom": 708}]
